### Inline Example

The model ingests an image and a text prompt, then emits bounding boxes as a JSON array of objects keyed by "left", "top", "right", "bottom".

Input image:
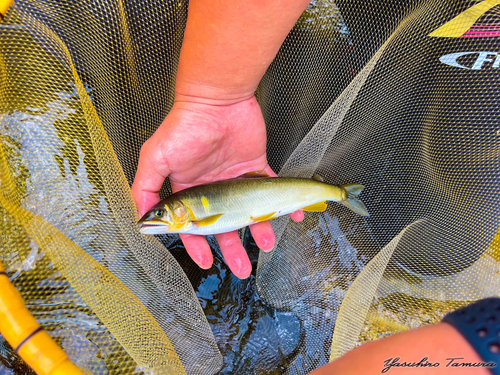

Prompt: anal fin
[
  {"left": 194, "top": 214, "right": 223, "bottom": 226},
  {"left": 302, "top": 201, "right": 328, "bottom": 212}
]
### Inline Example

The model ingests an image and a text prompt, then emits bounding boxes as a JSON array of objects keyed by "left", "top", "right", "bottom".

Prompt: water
[
  {"left": 156, "top": 222, "right": 364, "bottom": 375},
  {"left": 0, "top": 81, "right": 365, "bottom": 374},
  {"left": 2, "top": 79, "right": 471, "bottom": 375}
]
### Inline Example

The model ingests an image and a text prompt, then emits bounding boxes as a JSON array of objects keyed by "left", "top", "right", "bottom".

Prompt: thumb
[{"left": 132, "top": 140, "right": 171, "bottom": 216}]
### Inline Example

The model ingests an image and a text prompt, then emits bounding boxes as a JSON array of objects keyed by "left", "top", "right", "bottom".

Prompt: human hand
[{"left": 132, "top": 96, "right": 303, "bottom": 279}]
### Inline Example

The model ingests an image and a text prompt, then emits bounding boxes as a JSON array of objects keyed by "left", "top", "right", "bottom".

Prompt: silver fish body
[{"left": 138, "top": 177, "right": 368, "bottom": 235}]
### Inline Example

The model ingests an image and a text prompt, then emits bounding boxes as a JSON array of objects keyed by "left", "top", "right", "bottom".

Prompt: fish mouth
[{"left": 138, "top": 222, "right": 169, "bottom": 235}]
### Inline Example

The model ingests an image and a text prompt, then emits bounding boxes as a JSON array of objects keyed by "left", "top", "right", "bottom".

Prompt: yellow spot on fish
[{"left": 201, "top": 196, "right": 210, "bottom": 211}]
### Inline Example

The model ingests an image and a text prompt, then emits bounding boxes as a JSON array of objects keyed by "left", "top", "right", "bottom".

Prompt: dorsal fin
[
  {"left": 312, "top": 174, "right": 324, "bottom": 182},
  {"left": 241, "top": 170, "right": 272, "bottom": 178}
]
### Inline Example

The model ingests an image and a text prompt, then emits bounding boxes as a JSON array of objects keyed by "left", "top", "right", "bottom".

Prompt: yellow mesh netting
[
  {"left": 1, "top": 2, "right": 220, "bottom": 373},
  {"left": 1, "top": 0, "right": 499, "bottom": 374}
]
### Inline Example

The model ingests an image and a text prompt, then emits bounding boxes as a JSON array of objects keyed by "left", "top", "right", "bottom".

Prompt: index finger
[{"left": 132, "top": 141, "right": 171, "bottom": 216}]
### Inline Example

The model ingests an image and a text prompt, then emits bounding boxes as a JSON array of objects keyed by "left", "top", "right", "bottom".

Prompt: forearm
[
  {"left": 175, "top": 0, "right": 311, "bottom": 104},
  {"left": 311, "top": 323, "right": 489, "bottom": 374}
]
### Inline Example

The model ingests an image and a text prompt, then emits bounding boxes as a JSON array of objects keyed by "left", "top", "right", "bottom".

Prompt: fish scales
[
  {"left": 182, "top": 178, "right": 336, "bottom": 218},
  {"left": 138, "top": 177, "right": 369, "bottom": 235}
]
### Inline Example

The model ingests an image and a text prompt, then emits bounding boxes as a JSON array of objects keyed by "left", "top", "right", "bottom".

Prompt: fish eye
[{"left": 154, "top": 209, "right": 164, "bottom": 217}]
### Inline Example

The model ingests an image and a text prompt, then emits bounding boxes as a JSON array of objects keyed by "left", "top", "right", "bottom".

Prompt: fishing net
[{"left": 1, "top": 0, "right": 499, "bottom": 374}]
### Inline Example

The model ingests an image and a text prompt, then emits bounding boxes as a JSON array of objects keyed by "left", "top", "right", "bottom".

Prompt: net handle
[
  {"left": 0, "top": 0, "right": 12, "bottom": 21},
  {"left": 0, "top": 261, "right": 84, "bottom": 375}
]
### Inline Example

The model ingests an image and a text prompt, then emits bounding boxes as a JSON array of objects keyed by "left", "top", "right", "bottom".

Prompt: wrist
[{"left": 174, "top": 79, "right": 256, "bottom": 106}]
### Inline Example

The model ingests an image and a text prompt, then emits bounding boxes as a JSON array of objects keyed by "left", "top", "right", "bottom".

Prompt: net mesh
[{"left": 1, "top": 0, "right": 499, "bottom": 374}]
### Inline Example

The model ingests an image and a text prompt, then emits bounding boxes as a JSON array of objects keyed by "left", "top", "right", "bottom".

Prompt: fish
[{"left": 138, "top": 174, "right": 369, "bottom": 235}]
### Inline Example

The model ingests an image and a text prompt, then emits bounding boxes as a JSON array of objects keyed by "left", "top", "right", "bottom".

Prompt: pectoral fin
[
  {"left": 194, "top": 214, "right": 223, "bottom": 226},
  {"left": 302, "top": 201, "right": 328, "bottom": 212},
  {"left": 251, "top": 212, "right": 277, "bottom": 222}
]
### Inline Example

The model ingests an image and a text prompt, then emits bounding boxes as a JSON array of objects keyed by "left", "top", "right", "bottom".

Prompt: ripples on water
[
  {"left": 161, "top": 219, "right": 365, "bottom": 375},
  {"left": 0, "top": 1, "right": 368, "bottom": 372},
  {"left": 0, "top": 85, "right": 364, "bottom": 372},
  {"left": 1, "top": 84, "right": 137, "bottom": 374},
  {"left": 1, "top": 39, "right": 365, "bottom": 375}
]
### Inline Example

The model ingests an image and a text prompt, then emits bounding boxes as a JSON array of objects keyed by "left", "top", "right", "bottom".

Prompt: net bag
[{"left": 1, "top": 0, "right": 499, "bottom": 373}]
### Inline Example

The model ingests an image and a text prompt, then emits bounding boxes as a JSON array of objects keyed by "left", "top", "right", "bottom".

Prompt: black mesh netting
[{"left": 1, "top": 0, "right": 499, "bottom": 374}]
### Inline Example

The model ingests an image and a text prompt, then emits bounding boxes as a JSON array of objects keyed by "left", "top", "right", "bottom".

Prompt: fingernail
[
  {"left": 260, "top": 238, "right": 271, "bottom": 248},
  {"left": 258, "top": 233, "right": 275, "bottom": 251},
  {"left": 261, "top": 246, "right": 274, "bottom": 253},
  {"left": 238, "top": 265, "right": 252, "bottom": 279},
  {"left": 232, "top": 258, "right": 252, "bottom": 279},
  {"left": 198, "top": 257, "right": 212, "bottom": 269}
]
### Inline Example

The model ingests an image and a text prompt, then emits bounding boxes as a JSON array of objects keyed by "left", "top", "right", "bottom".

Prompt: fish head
[
  {"left": 138, "top": 203, "right": 174, "bottom": 234},
  {"left": 138, "top": 200, "right": 192, "bottom": 234}
]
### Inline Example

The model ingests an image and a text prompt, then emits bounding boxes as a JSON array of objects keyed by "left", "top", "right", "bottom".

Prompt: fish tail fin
[{"left": 340, "top": 184, "right": 370, "bottom": 216}]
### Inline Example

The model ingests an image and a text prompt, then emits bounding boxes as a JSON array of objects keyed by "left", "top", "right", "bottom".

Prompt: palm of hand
[
  {"left": 133, "top": 96, "right": 268, "bottom": 212},
  {"left": 132, "top": 96, "right": 302, "bottom": 278},
  {"left": 162, "top": 97, "right": 268, "bottom": 191}
]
